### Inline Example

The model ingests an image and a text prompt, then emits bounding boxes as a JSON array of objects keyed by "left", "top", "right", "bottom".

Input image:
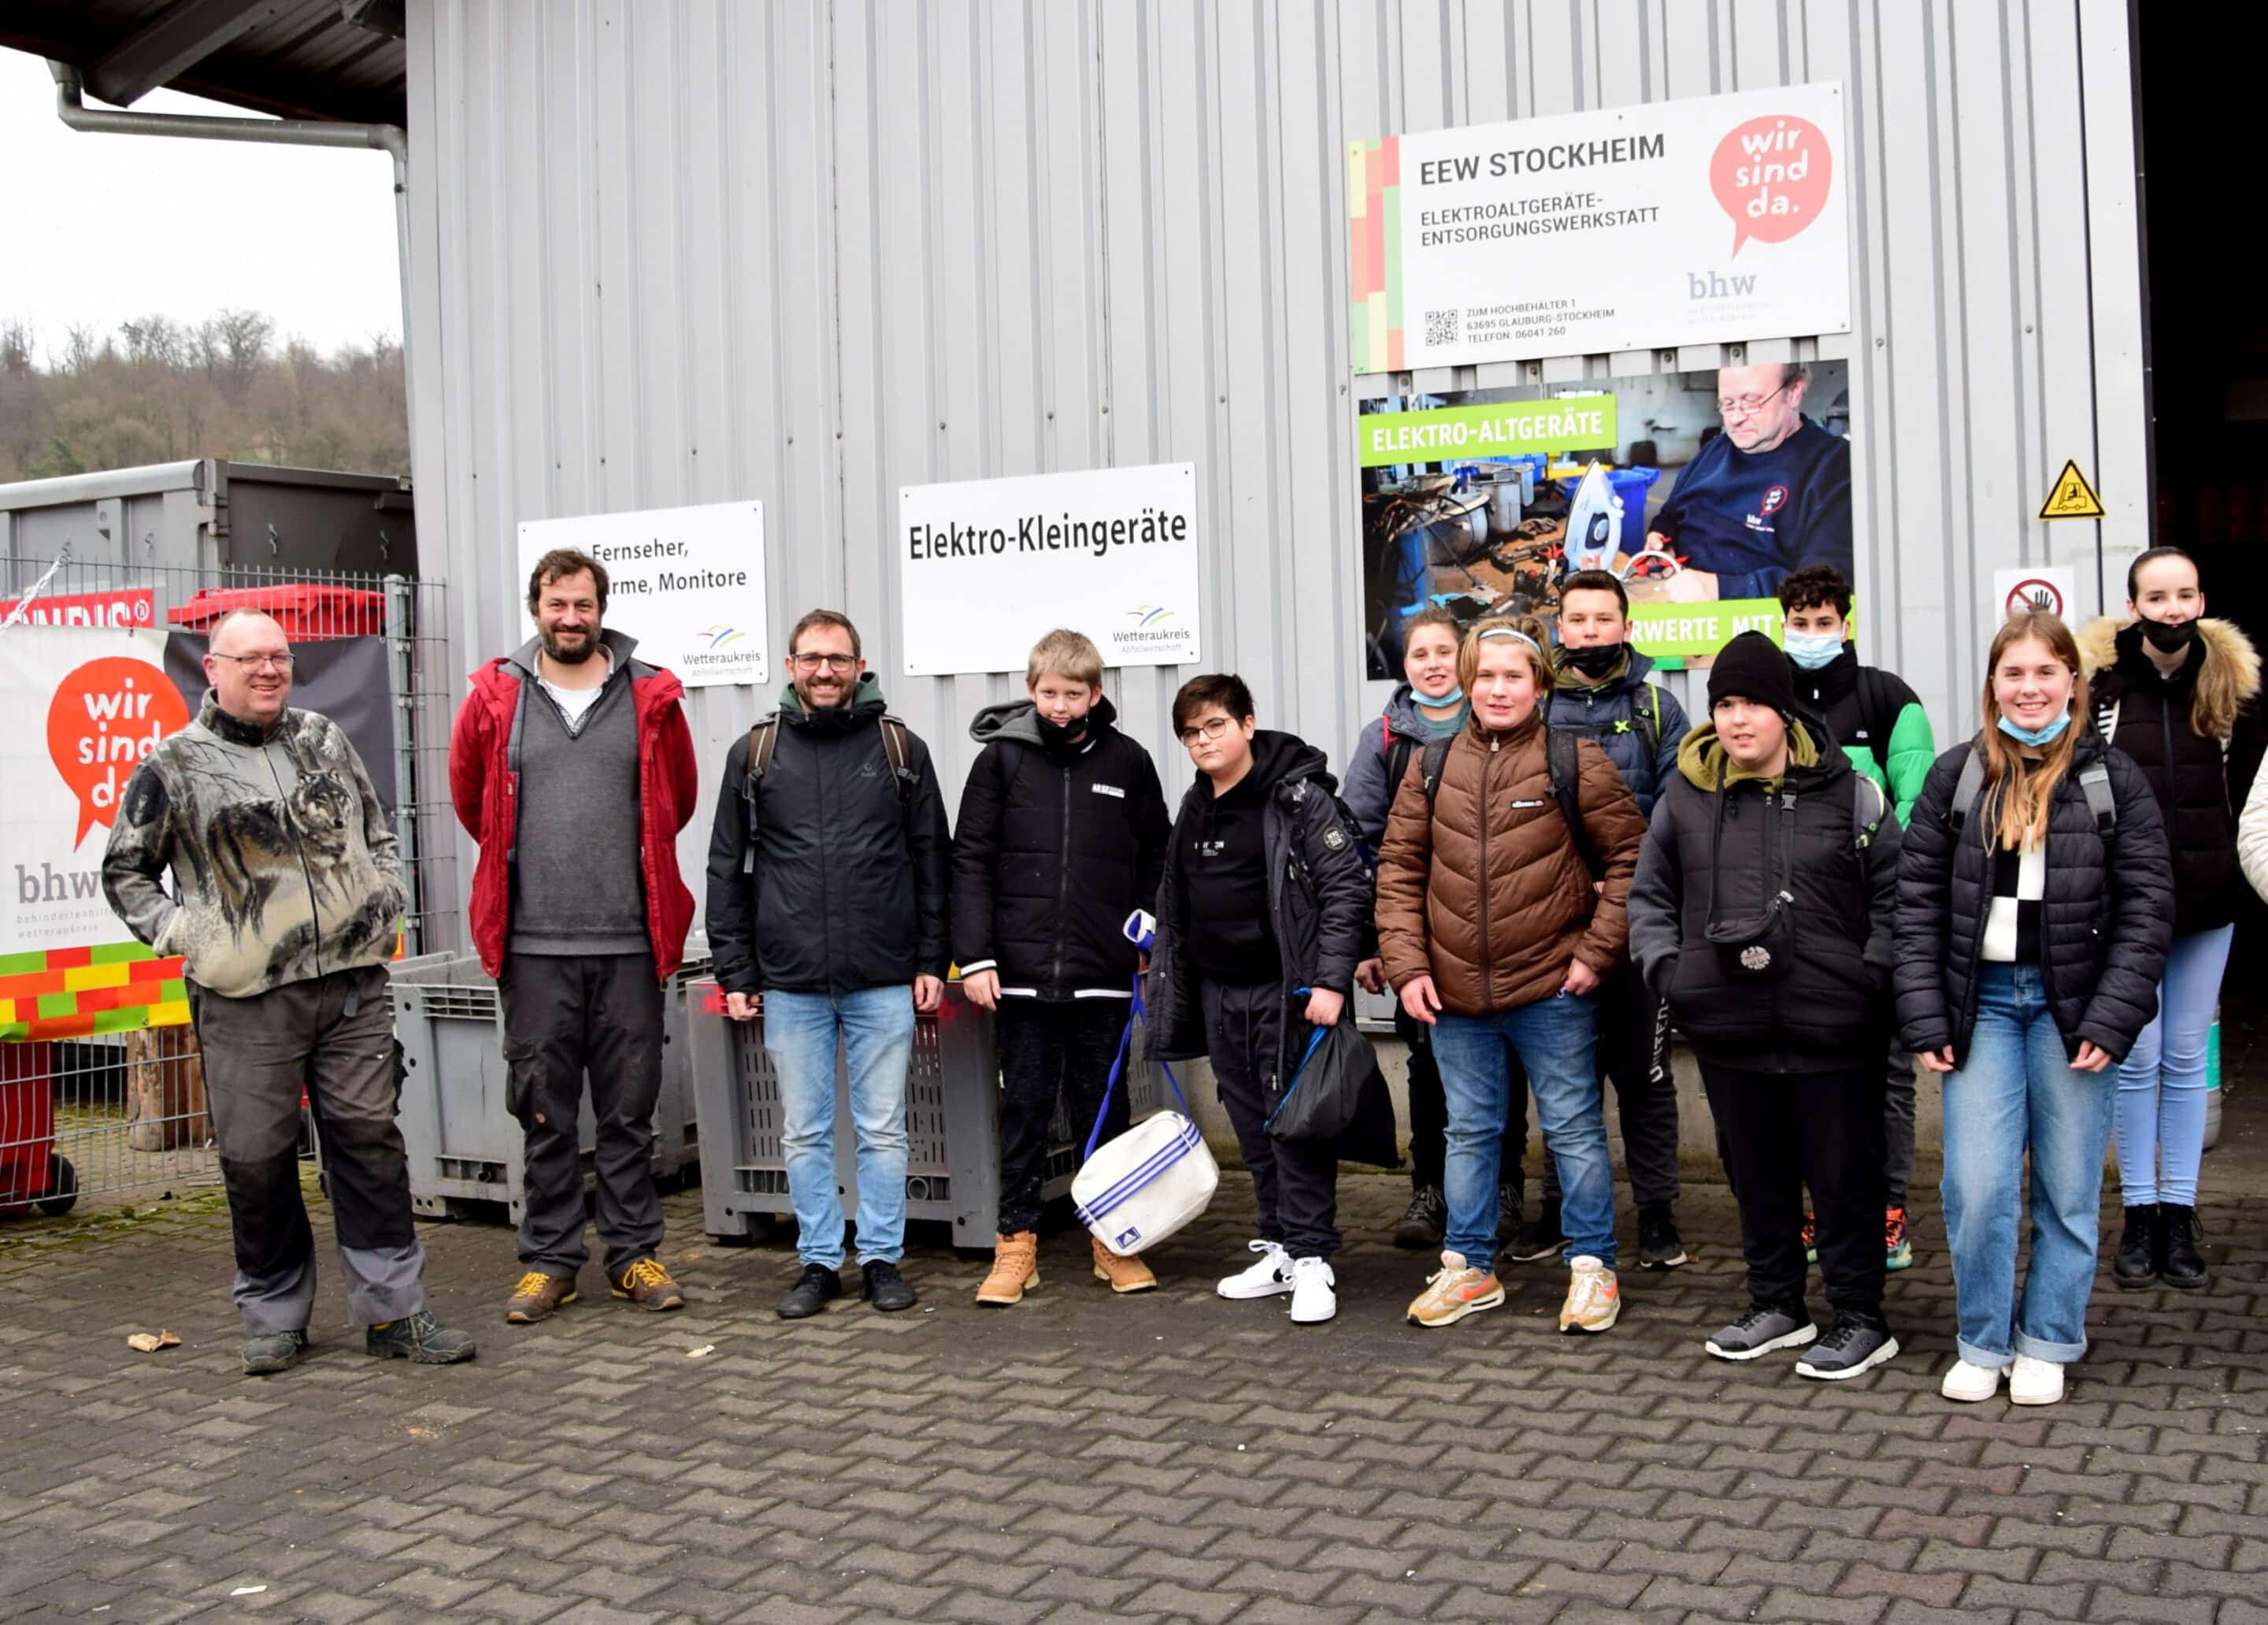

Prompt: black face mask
[
  {"left": 2141, "top": 617, "right": 2199, "bottom": 655},
  {"left": 1562, "top": 641, "right": 1625, "bottom": 679},
  {"left": 1035, "top": 712, "right": 1088, "bottom": 749}
]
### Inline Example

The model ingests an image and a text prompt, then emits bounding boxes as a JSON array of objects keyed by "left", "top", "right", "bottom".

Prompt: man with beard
[
  {"left": 706, "top": 609, "right": 952, "bottom": 1319},
  {"left": 450, "top": 547, "right": 701, "bottom": 1324}
]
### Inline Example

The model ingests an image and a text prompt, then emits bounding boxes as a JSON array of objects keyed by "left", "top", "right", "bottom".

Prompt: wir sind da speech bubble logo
[
  {"left": 1710, "top": 113, "right": 1833, "bottom": 256},
  {"left": 46, "top": 656, "right": 191, "bottom": 847}
]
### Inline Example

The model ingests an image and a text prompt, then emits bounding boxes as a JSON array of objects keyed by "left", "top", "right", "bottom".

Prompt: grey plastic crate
[
  {"left": 686, "top": 979, "right": 1162, "bottom": 1248},
  {"left": 389, "top": 945, "right": 706, "bottom": 1222}
]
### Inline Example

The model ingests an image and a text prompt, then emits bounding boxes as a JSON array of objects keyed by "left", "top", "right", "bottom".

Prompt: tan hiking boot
[
  {"left": 1091, "top": 1236, "right": 1157, "bottom": 1294},
  {"left": 505, "top": 1270, "right": 578, "bottom": 1324},
  {"left": 611, "top": 1257, "right": 685, "bottom": 1312},
  {"left": 1406, "top": 1251, "right": 1506, "bottom": 1328},
  {"left": 976, "top": 1232, "right": 1040, "bottom": 1305}
]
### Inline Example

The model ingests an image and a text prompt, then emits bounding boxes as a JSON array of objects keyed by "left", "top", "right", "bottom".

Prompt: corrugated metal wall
[{"left": 401, "top": 0, "right": 2147, "bottom": 931}]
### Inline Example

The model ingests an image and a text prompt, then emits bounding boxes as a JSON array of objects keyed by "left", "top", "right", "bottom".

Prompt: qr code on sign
[{"left": 1423, "top": 309, "right": 1459, "bottom": 347}]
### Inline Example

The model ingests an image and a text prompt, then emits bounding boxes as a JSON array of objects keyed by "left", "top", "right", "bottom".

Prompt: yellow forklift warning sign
[{"left": 2038, "top": 458, "right": 2106, "bottom": 521}]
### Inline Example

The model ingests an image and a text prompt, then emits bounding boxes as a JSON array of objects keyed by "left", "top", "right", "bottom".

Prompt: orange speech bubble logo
[
  {"left": 46, "top": 657, "right": 191, "bottom": 847},
  {"left": 1710, "top": 114, "right": 1833, "bottom": 257}
]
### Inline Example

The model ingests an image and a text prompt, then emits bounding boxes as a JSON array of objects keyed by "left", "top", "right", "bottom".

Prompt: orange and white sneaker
[
  {"left": 1406, "top": 1251, "right": 1506, "bottom": 1328},
  {"left": 1558, "top": 1255, "right": 1621, "bottom": 1334}
]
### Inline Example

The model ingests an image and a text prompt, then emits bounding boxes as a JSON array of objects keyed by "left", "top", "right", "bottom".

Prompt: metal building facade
[{"left": 398, "top": 0, "right": 2147, "bottom": 926}]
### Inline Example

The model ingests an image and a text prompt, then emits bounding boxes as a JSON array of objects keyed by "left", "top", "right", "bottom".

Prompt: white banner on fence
[
  {"left": 1350, "top": 82, "right": 1851, "bottom": 370},
  {"left": 0, "top": 626, "right": 187, "bottom": 955},
  {"left": 897, "top": 463, "right": 1202, "bottom": 676},
  {"left": 517, "top": 501, "right": 769, "bottom": 688}
]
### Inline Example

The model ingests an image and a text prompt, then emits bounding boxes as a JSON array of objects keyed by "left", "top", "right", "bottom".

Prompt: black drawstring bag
[{"left": 1266, "top": 996, "right": 1400, "bottom": 1169}]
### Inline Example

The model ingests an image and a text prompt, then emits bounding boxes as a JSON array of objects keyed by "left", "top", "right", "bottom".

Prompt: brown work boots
[{"left": 974, "top": 1231, "right": 1158, "bottom": 1305}]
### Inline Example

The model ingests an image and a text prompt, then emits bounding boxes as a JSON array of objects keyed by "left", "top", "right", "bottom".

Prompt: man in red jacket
[{"left": 450, "top": 547, "right": 699, "bottom": 1324}]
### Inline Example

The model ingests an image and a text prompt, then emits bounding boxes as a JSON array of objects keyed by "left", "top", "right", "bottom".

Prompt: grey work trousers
[
  {"left": 191, "top": 964, "right": 426, "bottom": 1334},
  {"left": 500, "top": 952, "right": 666, "bottom": 1280}
]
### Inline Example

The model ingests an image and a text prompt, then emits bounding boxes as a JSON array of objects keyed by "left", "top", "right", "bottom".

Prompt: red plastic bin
[{"left": 167, "top": 584, "right": 386, "bottom": 642}]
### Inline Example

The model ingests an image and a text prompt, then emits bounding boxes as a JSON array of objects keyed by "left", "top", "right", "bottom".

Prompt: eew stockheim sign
[
  {"left": 1350, "top": 82, "right": 1851, "bottom": 370},
  {"left": 898, "top": 463, "right": 1201, "bottom": 677}
]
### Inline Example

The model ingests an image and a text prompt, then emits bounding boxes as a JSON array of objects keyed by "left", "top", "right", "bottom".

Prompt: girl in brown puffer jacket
[{"left": 1376, "top": 614, "right": 1646, "bottom": 1337}]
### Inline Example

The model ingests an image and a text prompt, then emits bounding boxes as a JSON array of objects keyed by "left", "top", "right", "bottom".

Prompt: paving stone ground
[{"left": 2, "top": 1097, "right": 2266, "bottom": 1625}]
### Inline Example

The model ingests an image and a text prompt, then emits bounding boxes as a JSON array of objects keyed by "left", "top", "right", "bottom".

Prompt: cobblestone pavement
[{"left": 2, "top": 1149, "right": 2264, "bottom": 1624}]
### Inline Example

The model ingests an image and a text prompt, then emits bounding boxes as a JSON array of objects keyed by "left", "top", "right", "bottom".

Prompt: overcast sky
[{"left": 0, "top": 46, "right": 401, "bottom": 360}]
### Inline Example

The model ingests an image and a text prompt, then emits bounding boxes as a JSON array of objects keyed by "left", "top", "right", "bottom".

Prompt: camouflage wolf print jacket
[{"left": 102, "top": 696, "right": 406, "bottom": 998}]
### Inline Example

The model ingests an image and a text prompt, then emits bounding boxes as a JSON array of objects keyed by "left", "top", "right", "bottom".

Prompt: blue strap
[
  {"left": 1263, "top": 1013, "right": 1331, "bottom": 1132},
  {"left": 1083, "top": 972, "right": 1191, "bottom": 1160}
]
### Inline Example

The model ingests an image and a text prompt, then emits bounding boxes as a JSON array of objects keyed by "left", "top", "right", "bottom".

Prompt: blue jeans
[
  {"left": 763, "top": 986, "right": 916, "bottom": 1269},
  {"left": 2114, "top": 924, "right": 2232, "bottom": 1207},
  {"left": 1431, "top": 993, "right": 1614, "bottom": 1271},
  {"left": 1940, "top": 963, "right": 2116, "bottom": 1367}
]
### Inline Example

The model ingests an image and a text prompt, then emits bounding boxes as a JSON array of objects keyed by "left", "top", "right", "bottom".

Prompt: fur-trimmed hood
[{"left": 2078, "top": 614, "right": 2260, "bottom": 741}]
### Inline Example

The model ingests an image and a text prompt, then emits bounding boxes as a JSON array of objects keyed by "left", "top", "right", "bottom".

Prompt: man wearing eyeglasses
[
  {"left": 1645, "top": 362, "right": 1853, "bottom": 603},
  {"left": 706, "top": 609, "right": 953, "bottom": 1319},
  {"left": 104, "top": 608, "right": 476, "bottom": 1375},
  {"left": 450, "top": 547, "right": 701, "bottom": 1326}
]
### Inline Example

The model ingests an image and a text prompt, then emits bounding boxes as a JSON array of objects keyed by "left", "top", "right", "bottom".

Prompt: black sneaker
[
  {"left": 1507, "top": 1200, "right": 1566, "bottom": 1263},
  {"left": 2159, "top": 1204, "right": 2208, "bottom": 1290},
  {"left": 1495, "top": 1184, "right": 1521, "bottom": 1245},
  {"left": 241, "top": 1328, "right": 308, "bottom": 1376},
  {"left": 1703, "top": 1304, "right": 1815, "bottom": 1361},
  {"left": 1794, "top": 1315, "right": 1899, "bottom": 1381},
  {"left": 777, "top": 1263, "right": 842, "bottom": 1319},
  {"left": 2112, "top": 1203, "right": 2158, "bottom": 1289},
  {"left": 1638, "top": 1204, "right": 1688, "bottom": 1270},
  {"left": 862, "top": 1260, "right": 917, "bottom": 1312},
  {"left": 1392, "top": 1185, "right": 1447, "bottom": 1250},
  {"left": 365, "top": 1311, "right": 477, "bottom": 1365}
]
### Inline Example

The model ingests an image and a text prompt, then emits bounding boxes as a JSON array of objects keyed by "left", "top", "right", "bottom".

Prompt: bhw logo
[{"left": 1688, "top": 271, "right": 1758, "bottom": 300}]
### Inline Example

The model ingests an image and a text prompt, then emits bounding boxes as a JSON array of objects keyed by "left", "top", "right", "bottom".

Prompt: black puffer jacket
[
  {"left": 949, "top": 696, "right": 1170, "bottom": 999},
  {"left": 705, "top": 677, "right": 953, "bottom": 996},
  {"left": 1625, "top": 714, "right": 1900, "bottom": 1071},
  {"left": 1893, "top": 733, "right": 2173, "bottom": 1063},
  {"left": 2083, "top": 618, "right": 2266, "bottom": 933},
  {"left": 1147, "top": 732, "right": 1372, "bottom": 1071}
]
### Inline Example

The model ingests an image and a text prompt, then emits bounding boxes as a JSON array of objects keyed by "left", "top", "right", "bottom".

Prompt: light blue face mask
[
  {"left": 1783, "top": 630, "right": 1844, "bottom": 671},
  {"left": 1414, "top": 682, "right": 1464, "bottom": 707},
  {"left": 1997, "top": 710, "right": 2073, "bottom": 748}
]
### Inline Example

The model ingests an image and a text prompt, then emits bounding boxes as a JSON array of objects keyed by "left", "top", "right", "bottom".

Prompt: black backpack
[
  {"left": 738, "top": 712, "right": 917, "bottom": 873},
  {"left": 1946, "top": 741, "right": 2116, "bottom": 837}
]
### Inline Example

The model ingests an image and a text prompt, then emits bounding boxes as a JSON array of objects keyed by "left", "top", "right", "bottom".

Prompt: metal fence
[{"left": 0, "top": 555, "right": 457, "bottom": 1215}]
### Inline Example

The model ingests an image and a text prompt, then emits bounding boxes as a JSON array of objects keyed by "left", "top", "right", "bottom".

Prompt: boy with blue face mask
[{"left": 1776, "top": 565, "right": 1936, "bottom": 1272}]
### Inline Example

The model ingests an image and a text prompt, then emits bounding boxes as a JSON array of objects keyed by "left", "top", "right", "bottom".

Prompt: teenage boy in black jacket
[{"left": 953, "top": 630, "right": 1172, "bottom": 1304}]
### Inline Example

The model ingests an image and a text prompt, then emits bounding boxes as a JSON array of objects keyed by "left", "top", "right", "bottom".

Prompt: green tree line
[{"left": 0, "top": 310, "right": 408, "bottom": 483}]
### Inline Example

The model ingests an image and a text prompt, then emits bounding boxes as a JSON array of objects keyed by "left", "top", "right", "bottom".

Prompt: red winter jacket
[{"left": 450, "top": 632, "right": 700, "bottom": 979}]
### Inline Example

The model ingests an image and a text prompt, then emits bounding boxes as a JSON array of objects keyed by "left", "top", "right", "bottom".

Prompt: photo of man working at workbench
[{"left": 1356, "top": 362, "right": 1853, "bottom": 677}]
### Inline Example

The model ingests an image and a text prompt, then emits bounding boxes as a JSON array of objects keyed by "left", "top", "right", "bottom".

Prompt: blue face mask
[
  {"left": 1997, "top": 710, "right": 2073, "bottom": 748},
  {"left": 1783, "top": 630, "right": 1844, "bottom": 671},
  {"left": 1414, "top": 682, "right": 1464, "bottom": 707}
]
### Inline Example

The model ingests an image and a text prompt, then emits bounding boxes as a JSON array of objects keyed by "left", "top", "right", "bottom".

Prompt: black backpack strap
[
  {"left": 1851, "top": 774, "right": 1886, "bottom": 849},
  {"left": 1634, "top": 681, "right": 1662, "bottom": 766},
  {"left": 878, "top": 714, "right": 917, "bottom": 804},
  {"left": 2077, "top": 761, "right": 2118, "bottom": 833},
  {"left": 1383, "top": 718, "right": 1417, "bottom": 803},
  {"left": 1419, "top": 735, "right": 1455, "bottom": 801},
  {"left": 741, "top": 718, "right": 780, "bottom": 874},
  {"left": 1547, "top": 728, "right": 1606, "bottom": 880},
  {"left": 1947, "top": 744, "right": 1987, "bottom": 836}
]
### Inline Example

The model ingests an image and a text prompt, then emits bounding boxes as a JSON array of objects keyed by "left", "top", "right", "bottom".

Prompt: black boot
[
  {"left": 2159, "top": 1203, "right": 2208, "bottom": 1290},
  {"left": 2111, "top": 1204, "right": 2157, "bottom": 1289},
  {"left": 1392, "top": 1185, "right": 1447, "bottom": 1249}
]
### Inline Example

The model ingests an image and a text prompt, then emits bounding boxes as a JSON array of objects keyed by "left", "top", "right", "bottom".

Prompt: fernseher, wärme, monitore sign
[
  {"left": 1350, "top": 82, "right": 1851, "bottom": 370},
  {"left": 899, "top": 463, "right": 1200, "bottom": 677},
  {"left": 516, "top": 501, "right": 769, "bottom": 689}
]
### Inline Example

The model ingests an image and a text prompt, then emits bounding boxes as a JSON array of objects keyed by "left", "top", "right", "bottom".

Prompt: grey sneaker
[
  {"left": 1794, "top": 1315, "right": 1899, "bottom": 1381},
  {"left": 365, "top": 1310, "right": 478, "bottom": 1364},
  {"left": 242, "top": 1328, "right": 308, "bottom": 1376},
  {"left": 1704, "top": 1304, "right": 1817, "bottom": 1361}
]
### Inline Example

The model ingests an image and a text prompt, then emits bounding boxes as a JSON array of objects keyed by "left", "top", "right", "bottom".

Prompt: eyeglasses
[
  {"left": 792, "top": 652, "right": 857, "bottom": 673},
  {"left": 1179, "top": 716, "right": 1236, "bottom": 747},
  {"left": 210, "top": 652, "right": 294, "bottom": 673},
  {"left": 1715, "top": 384, "right": 1789, "bottom": 418}
]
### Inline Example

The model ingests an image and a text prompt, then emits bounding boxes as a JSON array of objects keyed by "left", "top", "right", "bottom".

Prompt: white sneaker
[
  {"left": 1217, "top": 1240, "right": 1295, "bottom": 1300},
  {"left": 1940, "top": 1359, "right": 2003, "bottom": 1402},
  {"left": 1288, "top": 1256, "right": 1336, "bottom": 1324},
  {"left": 2010, "top": 1353, "right": 2066, "bottom": 1406}
]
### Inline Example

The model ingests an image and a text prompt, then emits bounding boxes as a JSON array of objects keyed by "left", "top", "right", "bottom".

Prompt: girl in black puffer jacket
[
  {"left": 1896, "top": 612, "right": 2172, "bottom": 1409},
  {"left": 2078, "top": 547, "right": 2265, "bottom": 1290}
]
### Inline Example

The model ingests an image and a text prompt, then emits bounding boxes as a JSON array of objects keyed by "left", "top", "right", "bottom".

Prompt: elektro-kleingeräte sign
[
  {"left": 899, "top": 462, "right": 1201, "bottom": 677},
  {"left": 1350, "top": 82, "right": 1851, "bottom": 370},
  {"left": 1358, "top": 397, "right": 1619, "bottom": 468}
]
